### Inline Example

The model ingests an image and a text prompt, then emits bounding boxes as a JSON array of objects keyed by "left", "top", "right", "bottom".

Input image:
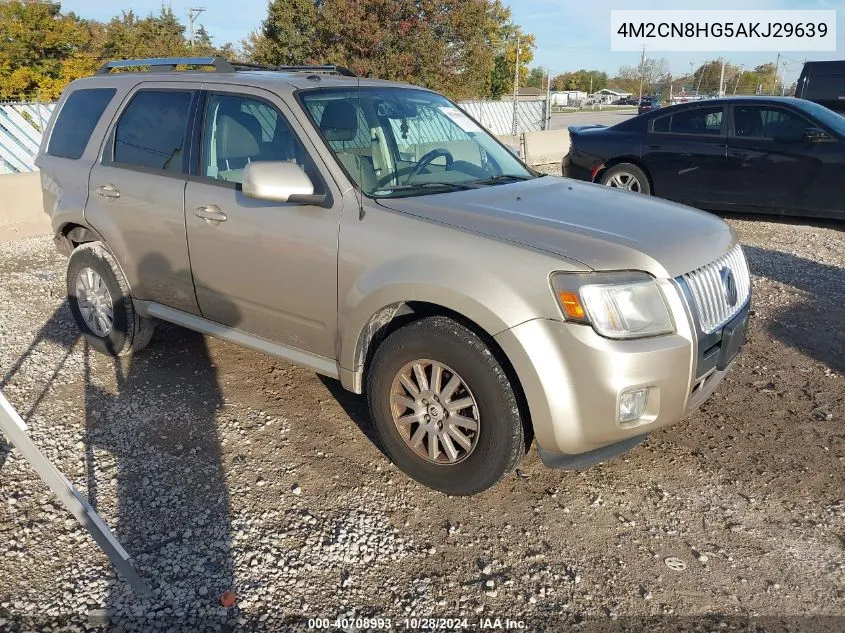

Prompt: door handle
[
  {"left": 648, "top": 144, "right": 662, "bottom": 150},
  {"left": 194, "top": 205, "right": 228, "bottom": 224},
  {"left": 96, "top": 184, "right": 120, "bottom": 199}
]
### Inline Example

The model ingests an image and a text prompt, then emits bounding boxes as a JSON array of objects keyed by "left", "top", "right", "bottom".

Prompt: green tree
[
  {"left": 526, "top": 66, "right": 547, "bottom": 89},
  {"left": 0, "top": 1, "right": 98, "bottom": 99},
  {"left": 249, "top": 0, "right": 533, "bottom": 99}
]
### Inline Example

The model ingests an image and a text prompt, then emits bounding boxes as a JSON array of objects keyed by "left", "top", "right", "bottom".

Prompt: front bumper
[{"left": 495, "top": 284, "right": 749, "bottom": 469}]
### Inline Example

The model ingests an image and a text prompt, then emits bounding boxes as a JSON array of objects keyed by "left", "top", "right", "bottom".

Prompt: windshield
[{"left": 300, "top": 87, "right": 534, "bottom": 198}]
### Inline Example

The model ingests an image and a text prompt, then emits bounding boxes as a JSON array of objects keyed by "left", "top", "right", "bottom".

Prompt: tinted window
[
  {"left": 653, "top": 115, "right": 670, "bottom": 132},
  {"left": 113, "top": 90, "right": 192, "bottom": 172},
  {"left": 670, "top": 107, "right": 723, "bottom": 135},
  {"left": 201, "top": 94, "right": 323, "bottom": 191},
  {"left": 47, "top": 88, "right": 115, "bottom": 159},
  {"left": 734, "top": 105, "right": 812, "bottom": 141}
]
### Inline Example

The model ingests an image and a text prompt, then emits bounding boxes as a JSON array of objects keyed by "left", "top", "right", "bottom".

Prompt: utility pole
[
  {"left": 772, "top": 52, "right": 781, "bottom": 94},
  {"left": 545, "top": 69, "right": 552, "bottom": 130},
  {"left": 511, "top": 36, "right": 520, "bottom": 136},
  {"left": 733, "top": 65, "right": 744, "bottom": 94},
  {"left": 187, "top": 7, "right": 206, "bottom": 46},
  {"left": 638, "top": 46, "right": 646, "bottom": 101},
  {"left": 719, "top": 58, "right": 725, "bottom": 97}
]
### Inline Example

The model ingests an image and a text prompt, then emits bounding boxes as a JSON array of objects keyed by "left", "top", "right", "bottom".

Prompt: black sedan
[{"left": 563, "top": 96, "right": 845, "bottom": 220}]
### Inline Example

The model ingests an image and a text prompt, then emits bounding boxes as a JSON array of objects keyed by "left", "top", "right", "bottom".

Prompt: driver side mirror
[
  {"left": 801, "top": 127, "right": 830, "bottom": 143},
  {"left": 242, "top": 161, "right": 325, "bottom": 204}
]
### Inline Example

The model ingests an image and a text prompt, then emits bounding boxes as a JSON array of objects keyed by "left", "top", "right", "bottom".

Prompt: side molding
[{"left": 142, "top": 302, "right": 340, "bottom": 379}]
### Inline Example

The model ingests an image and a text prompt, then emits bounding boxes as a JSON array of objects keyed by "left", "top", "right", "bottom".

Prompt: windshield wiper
[
  {"left": 374, "top": 182, "right": 479, "bottom": 195},
  {"left": 469, "top": 174, "right": 534, "bottom": 186}
]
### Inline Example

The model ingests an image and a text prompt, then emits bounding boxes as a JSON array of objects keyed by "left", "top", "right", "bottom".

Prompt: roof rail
[
  {"left": 271, "top": 65, "right": 357, "bottom": 77},
  {"left": 96, "top": 57, "right": 358, "bottom": 78},
  {"left": 96, "top": 57, "right": 236, "bottom": 74}
]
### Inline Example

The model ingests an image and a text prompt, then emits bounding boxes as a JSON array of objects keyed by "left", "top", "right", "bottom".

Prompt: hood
[{"left": 376, "top": 176, "right": 734, "bottom": 278}]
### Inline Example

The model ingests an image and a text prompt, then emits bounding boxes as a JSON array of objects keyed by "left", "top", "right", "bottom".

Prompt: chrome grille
[{"left": 680, "top": 244, "right": 751, "bottom": 334}]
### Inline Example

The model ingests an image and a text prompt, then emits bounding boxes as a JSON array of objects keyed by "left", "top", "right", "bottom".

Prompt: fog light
[{"left": 619, "top": 387, "right": 648, "bottom": 423}]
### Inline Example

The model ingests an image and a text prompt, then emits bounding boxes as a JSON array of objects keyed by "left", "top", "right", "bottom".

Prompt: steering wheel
[{"left": 408, "top": 149, "right": 454, "bottom": 180}]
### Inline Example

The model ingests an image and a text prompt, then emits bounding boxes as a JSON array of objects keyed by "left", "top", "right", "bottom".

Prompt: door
[
  {"left": 641, "top": 105, "right": 729, "bottom": 205},
  {"left": 86, "top": 85, "right": 200, "bottom": 314},
  {"left": 726, "top": 103, "right": 844, "bottom": 215},
  {"left": 184, "top": 87, "right": 341, "bottom": 359}
]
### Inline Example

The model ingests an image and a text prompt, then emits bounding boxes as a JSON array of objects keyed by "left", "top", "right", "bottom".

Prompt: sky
[{"left": 60, "top": 0, "right": 845, "bottom": 84}]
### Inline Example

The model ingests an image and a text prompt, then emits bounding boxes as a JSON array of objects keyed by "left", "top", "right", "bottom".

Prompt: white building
[{"left": 592, "top": 88, "right": 633, "bottom": 104}]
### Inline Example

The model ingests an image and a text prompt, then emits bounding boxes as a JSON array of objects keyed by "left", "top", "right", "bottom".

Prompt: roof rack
[
  {"left": 96, "top": 57, "right": 236, "bottom": 74},
  {"left": 96, "top": 57, "right": 358, "bottom": 77}
]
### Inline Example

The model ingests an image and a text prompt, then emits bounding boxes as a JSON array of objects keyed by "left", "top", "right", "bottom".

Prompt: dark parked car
[
  {"left": 795, "top": 60, "right": 845, "bottom": 114},
  {"left": 563, "top": 96, "right": 845, "bottom": 220},
  {"left": 638, "top": 97, "right": 661, "bottom": 114}
]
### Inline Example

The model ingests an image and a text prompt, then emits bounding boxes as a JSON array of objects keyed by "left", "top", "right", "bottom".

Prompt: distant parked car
[
  {"left": 638, "top": 97, "right": 661, "bottom": 114},
  {"left": 563, "top": 96, "right": 845, "bottom": 220}
]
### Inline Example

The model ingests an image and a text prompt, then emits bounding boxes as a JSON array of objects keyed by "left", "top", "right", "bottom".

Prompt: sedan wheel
[
  {"left": 599, "top": 163, "right": 652, "bottom": 196},
  {"left": 606, "top": 171, "right": 642, "bottom": 192}
]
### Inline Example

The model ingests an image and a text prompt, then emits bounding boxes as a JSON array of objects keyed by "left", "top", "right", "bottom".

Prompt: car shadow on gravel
[
  {"left": 2, "top": 260, "right": 240, "bottom": 628},
  {"left": 743, "top": 245, "right": 845, "bottom": 372},
  {"left": 317, "top": 374, "right": 389, "bottom": 459}
]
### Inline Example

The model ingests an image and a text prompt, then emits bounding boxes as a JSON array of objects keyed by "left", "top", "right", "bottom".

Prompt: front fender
[{"left": 338, "top": 254, "right": 561, "bottom": 391}]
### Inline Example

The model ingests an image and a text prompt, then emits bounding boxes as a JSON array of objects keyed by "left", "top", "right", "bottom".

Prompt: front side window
[
  {"left": 300, "top": 87, "right": 534, "bottom": 198},
  {"left": 200, "top": 93, "right": 319, "bottom": 189},
  {"left": 47, "top": 88, "right": 116, "bottom": 159},
  {"left": 113, "top": 90, "right": 192, "bottom": 172},
  {"left": 733, "top": 105, "right": 811, "bottom": 141}
]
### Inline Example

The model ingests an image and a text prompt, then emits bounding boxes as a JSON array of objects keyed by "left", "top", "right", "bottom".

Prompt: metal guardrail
[{"left": 0, "top": 102, "right": 55, "bottom": 174}]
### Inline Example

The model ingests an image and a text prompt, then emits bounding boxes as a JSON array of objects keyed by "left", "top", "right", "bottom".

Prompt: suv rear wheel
[
  {"left": 367, "top": 316, "right": 525, "bottom": 495},
  {"left": 67, "top": 242, "right": 155, "bottom": 356}
]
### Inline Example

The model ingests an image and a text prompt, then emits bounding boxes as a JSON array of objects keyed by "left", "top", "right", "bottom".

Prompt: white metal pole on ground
[
  {"left": 0, "top": 391, "right": 150, "bottom": 596},
  {"left": 719, "top": 59, "right": 725, "bottom": 97},
  {"left": 545, "top": 71, "right": 551, "bottom": 130}
]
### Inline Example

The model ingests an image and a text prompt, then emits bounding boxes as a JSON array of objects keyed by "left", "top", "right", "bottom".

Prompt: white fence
[
  {"left": 0, "top": 103, "right": 55, "bottom": 174},
  {"left": 1, "top": 97, "right": 549, "bottom": 174}
]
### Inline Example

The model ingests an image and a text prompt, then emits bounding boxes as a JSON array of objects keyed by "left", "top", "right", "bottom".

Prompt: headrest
[
  {"left": 320, "top": 100, "right": 358, "bottom": 142},
  {"left": 217, "top": 112, "right": 260, "bottom": 158}
]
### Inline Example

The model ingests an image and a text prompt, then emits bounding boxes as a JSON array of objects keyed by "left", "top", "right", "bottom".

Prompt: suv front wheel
[
  {"left": 67, "top": 242, "right": 155, "bottom": 356},
  {"left": 367, "top": 316, "right": 525, "bottom": 495}
]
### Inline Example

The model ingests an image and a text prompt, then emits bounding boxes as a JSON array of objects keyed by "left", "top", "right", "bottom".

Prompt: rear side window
[
  {"left": 47, "top": 88, "right": 116, "bottom": 159},
  {"left": 651, "top": 107, "right": 724, "bottom": 136},
  {"left": 113, "top": 90, "right": 192, "bottom": 173}
]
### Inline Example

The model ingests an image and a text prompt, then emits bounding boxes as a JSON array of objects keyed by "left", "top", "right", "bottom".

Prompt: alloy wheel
[
  {"left": 75, "top": 267, "right": 114, "bottom": 337},
  {"left": 389, "top": 359, "right": 480, "bottom": 465},
  {"left": 606, "top": 171, "right": 642, "bottom": 192}
]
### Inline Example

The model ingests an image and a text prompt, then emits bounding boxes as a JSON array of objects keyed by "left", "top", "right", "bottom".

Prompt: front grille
[{"left": 680, "top": 244, "right": 751, "bottom": 334}]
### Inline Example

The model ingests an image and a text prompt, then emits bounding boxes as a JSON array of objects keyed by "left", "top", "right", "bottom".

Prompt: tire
[
  {"left": 367, "top": 316, "right": 525, "bottom": 495},
  {"left": 599, "top": 163, "right": 651, "bottom": 195},
  {"left": 66, "top": 242, "right": 155, "bottom": 356}
]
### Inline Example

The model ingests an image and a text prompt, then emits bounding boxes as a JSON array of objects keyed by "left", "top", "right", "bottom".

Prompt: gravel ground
[{"left": 0, "top": 201, "right": 843, "bottom": 632}]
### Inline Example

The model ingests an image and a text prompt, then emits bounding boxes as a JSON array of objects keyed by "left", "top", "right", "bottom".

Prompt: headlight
[{"left": 551, "top": 272, "right": 675, "bottom": 339}]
